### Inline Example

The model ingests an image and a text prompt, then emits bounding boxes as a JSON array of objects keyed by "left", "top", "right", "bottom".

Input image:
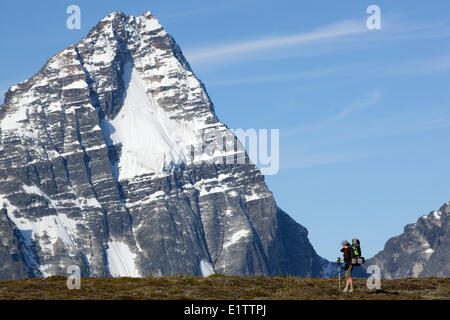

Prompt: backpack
[{"left": 350, "top": 238, "right": 365, "bottom": 266}]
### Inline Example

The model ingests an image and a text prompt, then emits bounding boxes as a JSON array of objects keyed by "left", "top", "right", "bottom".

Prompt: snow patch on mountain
[
  {"left": 62, "top": 80, "right": 88, "bottom": 90},
  {"left": 223, "top": 229, "right": 251, "bottom": 249},
  {"left": 433, "top": 211, "right": 441, "bottom": 220},
  {"left": 139, "top": 11, "right": 163, "bottom": 32},
  {"left": 108, "top": 62, "right": 199, "bottom": 180},
  {"left": 0, "top": 105, "right": 28, "bottom": 131},
  {"left": 106, "top": 240, "right": 140, "bottom": 277},
  {"left": 1, "top": 195, "right": 81, "bottom": 277},
  {"left": 200, "top": 260, "right": 215, "bottom": 277}
]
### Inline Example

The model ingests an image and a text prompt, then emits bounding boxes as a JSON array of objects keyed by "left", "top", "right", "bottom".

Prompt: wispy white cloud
[
  {"left": 373, "top": 18, "right": 450, "bottom": 41},
  {"left": 160, "top": 1, "right": 255, "bottom": 20},
  {"left": 380, "top": 54, "right": 450, "bottom": 76},
  {"left": 282, "top": 91, "right": 382, "bottom": 137},
  {"left": 279, "top": 103, "right": 450, "bottom": 170},
  {"left": 185, "top": 19, "right": 368, "bottom": 63},
  {"left": 185, "top": 16, "right": 450, "bottom": 69},
  {"left": 206, "top": 52, "right": 450, "bottom": 88},
  {"left": 314, "top": 114, "right": 450, "bottom": 146},
  {"left": 332, "top": 91, "right": 382, "bottom": 121},
  {"left": 281, "top": 152, "right": 369, "bottom": 170},
  {"left": 161, "top": 7, "right": 222, "bottom": 19},
  {"left": 208, "top": 66, "right": 346, "bottom": 86}
]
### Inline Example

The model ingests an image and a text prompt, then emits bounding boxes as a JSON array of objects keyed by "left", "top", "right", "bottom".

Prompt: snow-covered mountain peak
[
  {"left": 100, "top": 11, "right": 162, "bottom": 31},
  {"left": 2, "top": 11, "right": 219, "bottom": 178},
  {"left": 0, "top": 11, "right": 325, "bottom": 279},
  {"left": 77, "top": 12, "right": 217, "bottom": 177}
]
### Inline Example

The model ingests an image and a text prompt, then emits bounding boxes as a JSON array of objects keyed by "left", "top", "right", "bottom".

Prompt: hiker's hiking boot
[
  {"left": 349, "top": 288, "right": 354, "bottom": 293},
  {"left": 343, "top": 287, "right": 348, "bottom": 292}
]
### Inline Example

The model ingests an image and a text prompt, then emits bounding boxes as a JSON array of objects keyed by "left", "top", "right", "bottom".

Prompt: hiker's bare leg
[{"left": 343, "top": 277, "right": 349, "bottom": 291}]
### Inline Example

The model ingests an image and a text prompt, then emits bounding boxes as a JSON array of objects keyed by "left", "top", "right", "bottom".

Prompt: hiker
[{"left": 340, "top": 240, "right": 353, "bottom": 292}]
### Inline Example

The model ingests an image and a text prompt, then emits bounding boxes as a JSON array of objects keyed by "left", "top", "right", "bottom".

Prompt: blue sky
[{"left": 1, "top": 0, "right": 449, "bottom": 261}]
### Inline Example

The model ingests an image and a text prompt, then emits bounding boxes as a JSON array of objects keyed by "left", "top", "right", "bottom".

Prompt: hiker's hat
[{"left": 341, "top": 240, "right": 349, "bottom": 246}]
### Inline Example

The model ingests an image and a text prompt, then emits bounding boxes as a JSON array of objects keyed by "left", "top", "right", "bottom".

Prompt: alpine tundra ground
[{"left": 0, "top": 275, "right": 448, "bottom": 300}]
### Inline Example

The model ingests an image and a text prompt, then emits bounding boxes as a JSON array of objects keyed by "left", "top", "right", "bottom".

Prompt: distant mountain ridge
[{"left": 363, "top": 202, "right": 450, "bottom": 278}]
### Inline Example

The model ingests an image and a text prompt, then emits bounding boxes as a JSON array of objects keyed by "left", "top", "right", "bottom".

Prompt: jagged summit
[
  {"left": 102, "top": 11, "right": 128, "bottom": 20},
  {"left": 0, "top": 11, "right": 324, "bottom": 279},
  {"left": 102, "top": 10, "right": 154, "bottom": 19},
  {"left": 363, "top": 202, "right": 450, "bottom": 279},
  {"left": 3, "top": 11, "right": 164, "bottom": 105},
  {"left": 99, "top": 10, "right": 163, "bottom": 32}
]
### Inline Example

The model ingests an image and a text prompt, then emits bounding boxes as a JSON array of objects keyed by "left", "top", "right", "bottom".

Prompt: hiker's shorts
[{"left": 345, "top": 264, "right": 353, "bottom": 277}]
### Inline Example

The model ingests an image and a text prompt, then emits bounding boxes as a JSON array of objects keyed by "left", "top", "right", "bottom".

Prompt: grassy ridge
[{"left": 0, "top": 275, "right": 448, "bottom": 300}]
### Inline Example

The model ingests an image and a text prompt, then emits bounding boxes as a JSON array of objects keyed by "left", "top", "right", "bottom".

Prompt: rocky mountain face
[
  {"left": 362, "top": 202, "right": 450, "bottom": 279},
  {"left": 0, "top": 11, "right": 324, "bottom": 279}
]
